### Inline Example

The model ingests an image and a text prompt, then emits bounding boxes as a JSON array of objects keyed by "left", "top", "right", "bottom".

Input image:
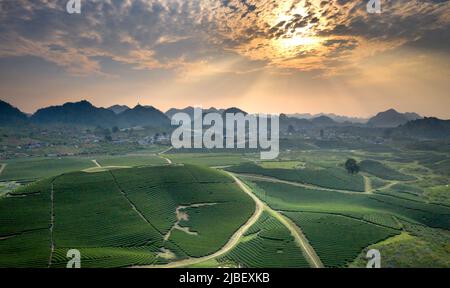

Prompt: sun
[{"left": 268, "top": 4, "right": 324, "bottom": 58}]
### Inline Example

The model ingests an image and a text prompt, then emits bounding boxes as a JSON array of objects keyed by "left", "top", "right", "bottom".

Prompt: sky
[{"left": 0, "top": 0, "right": 449, "bottom": 118}]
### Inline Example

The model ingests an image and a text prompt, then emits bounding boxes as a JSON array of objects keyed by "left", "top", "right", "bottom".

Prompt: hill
[
  {"left": 394, "top": 117, "right": 450, "bottom": 139},
  {"left": 108, "top": 105, "right": 130, "bottom": 114},
  {"left": 31, "top": 100, "right": 117, "bottom": 127},
  {"left": 367, "top": 109, "right": 421, "bottom": 128},
  {"left": 0, "top": 100, "right": 28, "bottom": 124},
  {"left": 311, "top": 116, "right": 336, "bottom": 126},
  {"left": 117, "top": 105, "right": 170, "bottom": 128}
]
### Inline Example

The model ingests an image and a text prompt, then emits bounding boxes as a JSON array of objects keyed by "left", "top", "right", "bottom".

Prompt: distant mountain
[
  {"left": 31, "top": 100, "right": 117, "bottom": 127},
  {"left": 166, "top": 107, "right": 196, "bottom": 120},
  {"left": 165, "top": 107, "right": 242, "bottom": 121},
  {"left": 108, "top": 105, "right": 130, "bottom": 114},
  {"left": 222, "top": 107, "right": 248, "bottom": 115},
  {"left": 394, "top": 117, "right": 450, "bottom": 139},
  {"left": 311, "top": 116, "right": 336, "bottom": 126},
  {"left": 117, "top": 105, "right": 170, "bottom": 128},
  {"left": 288, "top": 113, "right": 368, "bottom": 124},
  {"left": 0, "top": 100, "right": 28, "bottom": 124},
  {"left": 367, "top": 109, "right": 422, "bottom": 128}
]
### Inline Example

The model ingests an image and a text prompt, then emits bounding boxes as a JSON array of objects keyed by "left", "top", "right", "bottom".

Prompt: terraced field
[
  {"left": 1, "top": 147, "right": 449, "bottom": 268},
  {"left": 165, "top": 153, "right": 252, "bottom": 167},
  {"left": 0, "top": 157, "right": 94, "bottom": 181},
  {"left": 283, "top": 212, "right": 399, "bottom": 267},
  {"left": 96, "top": 155, "right": 167, "bottom": 167},
  {"left": 0, "top": 165, "right": 254, "bottom": 268},
  {"left": 360, "top": 160, "right": 416, "bottom": 181},
  {"left": 217, "top": 212, "right": 310, "bottom": 268},
  {"left": 226, "top": 163, "right": 366, "bottom": 192},
  {"left": 246, "top": 179, "right": 450, "bottom": 230}
]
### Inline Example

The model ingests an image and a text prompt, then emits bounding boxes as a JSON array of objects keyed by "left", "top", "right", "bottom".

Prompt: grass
[
  {"left": 360, "top": 160, "right": 416, "bottom": 181},
  {"left": 350, "top": 224, "right": 450, "bottom": 268},
  {"left": 0, "top": 165, "right": 254, "bottom": 268},
  {"left": 283, "top": 212, "right": 399, "bottom": 267},
  {"left": 217, "top": 212, "right": 310, "bottom": 268},
  {"left": 226, "top": 163, "right": 366, "bottom": 192},
  {"left": 259, "top": 161, "right": 305, "bottom": 169},
  {"left": 424, "top": 185, "right": 450, "bottom": 206},
  {"left": 96, "top": 155, "right": 167, "bottom": 167},
  {"left": 165, "top": 153, "right": 252, "bottom": 167},
  {"left": 244, "top": 179, "right": 450, "bottom": 230},
  {"left": 52, "top": 171, "right": 163, "bottom": 249},
  {"left": 111, "top": 165, "right": 255, "bottom": 258},
  {"left": 0, "top": 157, "right": 94, "bottom": 181}
]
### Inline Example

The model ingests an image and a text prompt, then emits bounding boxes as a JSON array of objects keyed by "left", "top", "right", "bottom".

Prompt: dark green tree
[{"left": 345, "top": 158, "right": 360, "bottom": 174}]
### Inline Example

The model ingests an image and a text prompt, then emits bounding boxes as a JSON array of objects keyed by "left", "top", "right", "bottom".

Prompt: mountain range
[
  {"left": 288, "top": 113, "right": 368, "bottom": 124},
  {"left": 1, "top": 99, "right": 447, "bottom": 139}
]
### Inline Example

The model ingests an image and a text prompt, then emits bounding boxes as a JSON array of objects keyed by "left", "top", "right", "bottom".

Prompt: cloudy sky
[{"left": 0, "top": 0, "right": 449, "bottom": 118}]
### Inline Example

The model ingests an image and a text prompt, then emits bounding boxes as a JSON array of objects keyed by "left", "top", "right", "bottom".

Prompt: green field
[
  {"left": 283, "top": 212, "right": 399, "bottom": 267},
  {"left": 351, "top": 223, "right": 450, "bottom": 268},
  {"left": 244, "top": 179, "right": 450, "bottom": 230},
  {"left": 96, "top": 154, "right": 167, "bottom": 167},
  {"left": 0, "top": 165, "right": 254, "bottom": 268},
  {"left": 217, "top": 212, "right": 310, "bottom": 268},
  {"left": 360, "top": 160, "right": 416, "bottom": 181},
  {"left": 0, "top": 158, "right": 94, "bottom": 181},
  {"left": 1, "top": 145, "right": 449, "bottom": 268},
  {"left": 226, "top": 163, "right": 366, "bottom": 192},
  {"left": 165, "top": 153, "right": 253, "bottom": 167}
]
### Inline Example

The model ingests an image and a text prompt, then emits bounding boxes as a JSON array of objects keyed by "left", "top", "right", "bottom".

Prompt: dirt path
[
  {"left": 133, "top": 171, "right": 323, "bottom": 268},
  {"left": 158, "top": 147, "right": 173, "bottom": 164},
  {"left": 160, "top": 155, "right": 172, "bottom": 164},
  {"left": 363, "top": 175, "right": 373, "bottom": 194},
  {"left": 242, "top": 174, "right": 367, "bottom": 195},
  {"left": 48, "top": 183, "right": 55, "bottom": 268},
  {"left": 131, "top": 174, "right": 264, "bottom": 268},
  {"left": 228, "top": 173, "right": 323, "bottom": 268},
  {"left": 378, "top": 180, "right": 399, "bottom": 191},
  {"left": 0, "top": 163, "right": 6, "bottom": 177},
  {"left": 91, "top": 160, "right": 101, "bottom": 168}
]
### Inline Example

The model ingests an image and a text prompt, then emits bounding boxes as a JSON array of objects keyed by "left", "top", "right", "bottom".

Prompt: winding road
[
  {"left": 133, "top": 171, "right": 323, "bottom": 268},
  {"left": 132, "top": 174, "right": 264, "bottom": 268},
  {"left": 240, "top": 174, "right": 370, "bottom": 195},
  {"left": 228, "top": 172, "right": 323, "bottom": 268}
]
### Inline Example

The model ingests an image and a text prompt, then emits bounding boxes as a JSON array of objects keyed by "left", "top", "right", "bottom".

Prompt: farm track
[
  {"left": 131, "top": 173, "right": 264, "bottom": 268},
  {"left": 363, "top": 175, "right": 373, "bottom": 194},
  {"left": 133, "top": 171, "right": 324, "bottom": 268},
  {"left": 0, "top": 163, "right": 6, "bottom": 177},
  {"left": 91, "top": 160, "right": 101, "bottom": 168},
  {"left": 48, "top": 182, "right": 55, "bottom": 268},
  {"left": 228, "top": 173, "right": 324, "bottom": 268},
  {"left": 241, "top": 174, "right": 368, "bottom": 195},
  {"left": 158, "top": 147, "right": 173, "bottom": 164}
]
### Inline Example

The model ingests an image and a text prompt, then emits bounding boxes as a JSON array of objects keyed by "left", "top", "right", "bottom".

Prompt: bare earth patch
[{"left": 164, "top": 203, "right": 217, "bottom": 241}]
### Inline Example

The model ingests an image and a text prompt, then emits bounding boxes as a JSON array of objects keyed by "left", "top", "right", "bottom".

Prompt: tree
[
  {"left": 112, "top": 126, "right": 119, "bottom": 133},
  {"left": 345, "top": 158, "right": 360, "bottom": 174}
]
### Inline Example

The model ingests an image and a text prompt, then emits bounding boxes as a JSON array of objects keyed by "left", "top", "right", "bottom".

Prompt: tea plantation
[{"left": 0, "top": 165, "right": 254, "bottom": 268}]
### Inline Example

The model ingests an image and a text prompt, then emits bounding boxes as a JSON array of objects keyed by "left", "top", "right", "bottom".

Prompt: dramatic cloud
[
  {"left": 0, "top": 0, "right": 448, "bottom": 76},
  {"left": 0, "top": 0, "right": 449, "bottom": 117}
]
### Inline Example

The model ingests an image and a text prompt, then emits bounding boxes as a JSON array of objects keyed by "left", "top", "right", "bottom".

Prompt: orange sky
[{"left": 0, "top": 0, "right": 449, "bottom": 118}]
